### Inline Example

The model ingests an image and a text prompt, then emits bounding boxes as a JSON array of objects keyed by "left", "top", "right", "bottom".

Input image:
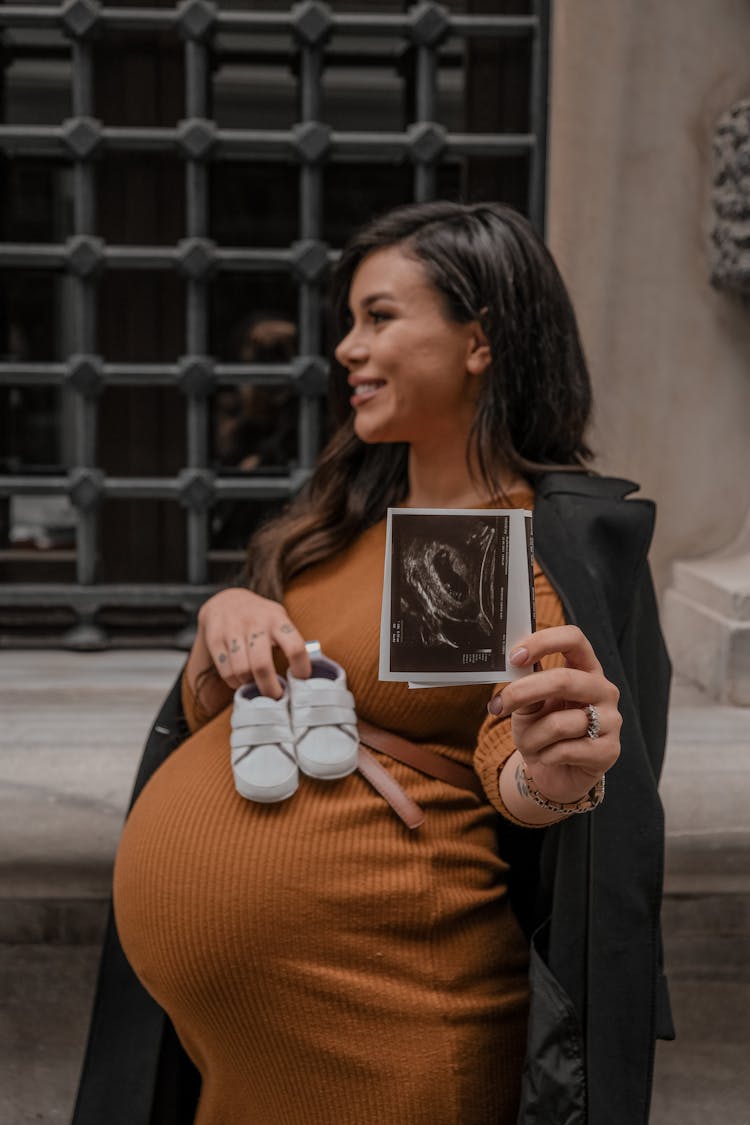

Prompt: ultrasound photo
[
  {"left": 390, "top": 512, "right": 508, "bottom": 672},
  {"left": 379, "top": 507, "right": 534, "bottom": 685}
]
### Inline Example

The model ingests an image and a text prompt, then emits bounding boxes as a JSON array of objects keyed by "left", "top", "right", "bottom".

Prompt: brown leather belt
[{"left": 356, "top": 719, "right": 485, "bottom": 831}]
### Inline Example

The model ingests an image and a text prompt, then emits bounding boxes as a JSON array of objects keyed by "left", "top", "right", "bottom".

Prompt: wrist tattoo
[{"left": 515, "top": 762, "right": 530, "bottom": 799}]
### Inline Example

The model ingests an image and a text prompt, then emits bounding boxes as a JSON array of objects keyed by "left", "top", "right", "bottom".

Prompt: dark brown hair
[{"left": 242, "top": 201, "right": 593, "bottom": 600}]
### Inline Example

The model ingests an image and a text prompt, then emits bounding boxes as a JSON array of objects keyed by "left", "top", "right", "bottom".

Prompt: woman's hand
[
  {"left": 195, "top": 587, "right": 311, "bottom": 699},
  {"left": 490, "top": 625, "right": 621, "bottom": 809}
]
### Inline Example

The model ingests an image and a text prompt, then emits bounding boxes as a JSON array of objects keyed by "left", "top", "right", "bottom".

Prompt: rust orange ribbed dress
[{"left": 113, "top": 501, "right": 565, "bottom": 1125}]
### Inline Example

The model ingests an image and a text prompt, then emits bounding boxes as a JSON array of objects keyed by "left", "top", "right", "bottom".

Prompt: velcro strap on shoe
[
  {"left": 292, "top": 703, "right": 357, "bottom": 729},
  {"left": 232, "top": 739, "right": 295, "bottom": 767},
  {"left": 291, "top": 684, "right": 355, "bottom": 709},
  {"left": 230, "top": 722, "right": 293, "bottom": 750},
  {"left": 231, "top": 699, "right": 289, "bottom": 728}
]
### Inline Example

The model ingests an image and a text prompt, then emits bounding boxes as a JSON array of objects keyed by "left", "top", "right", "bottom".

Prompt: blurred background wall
[{"left": 547, "top": 0, "right": 750, "bottom": 702}]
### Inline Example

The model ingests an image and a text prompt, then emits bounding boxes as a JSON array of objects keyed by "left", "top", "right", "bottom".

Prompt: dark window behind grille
[{"left": 0, "top": 0, "right": 550, "bottom": 648}]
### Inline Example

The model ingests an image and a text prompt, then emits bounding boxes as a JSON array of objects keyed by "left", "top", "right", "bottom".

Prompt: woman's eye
[{"left": 369, "top": 309, "right": 390, "bottom": 324}]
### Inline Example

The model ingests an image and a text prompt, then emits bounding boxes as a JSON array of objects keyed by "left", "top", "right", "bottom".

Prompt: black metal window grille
[{"left": 0, "top": 0, "right": 550, "bottom": 648}]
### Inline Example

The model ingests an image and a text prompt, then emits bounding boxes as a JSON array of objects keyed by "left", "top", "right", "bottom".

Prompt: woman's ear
[{"left": 466, "top": 319, "right": 492, "bottom": 377}]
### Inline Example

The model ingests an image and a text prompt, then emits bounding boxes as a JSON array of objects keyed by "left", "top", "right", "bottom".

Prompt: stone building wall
[{"left": 545, "top": 0, "right": 750, "bottom": 599}]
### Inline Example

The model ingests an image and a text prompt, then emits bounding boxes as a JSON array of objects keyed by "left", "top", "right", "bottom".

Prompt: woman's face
[{"left": 334, "top": 246, "right": 489, "bottom": 447}]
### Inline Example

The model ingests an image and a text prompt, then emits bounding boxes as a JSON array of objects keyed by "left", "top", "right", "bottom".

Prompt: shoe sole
[
  {"left": 296, "top": 756, "right": 359, "bottom": 782},
  {"left": 233, "top": 772, "right": 299, "bottom": 804}
]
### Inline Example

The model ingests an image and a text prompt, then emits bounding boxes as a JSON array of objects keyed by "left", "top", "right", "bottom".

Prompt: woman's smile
[{"left": 349, "top": 378, "right": 386, "bottom": 407}]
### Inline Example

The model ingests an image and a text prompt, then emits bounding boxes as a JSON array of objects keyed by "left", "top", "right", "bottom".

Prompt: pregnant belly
[{"left": 113, "top": 711, "right": 529, "bottom": 1123}]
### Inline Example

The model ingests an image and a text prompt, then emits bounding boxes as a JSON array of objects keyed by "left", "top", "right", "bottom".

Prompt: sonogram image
[{"left": 389, "top": 513, "right": 510, "bottom": 673}]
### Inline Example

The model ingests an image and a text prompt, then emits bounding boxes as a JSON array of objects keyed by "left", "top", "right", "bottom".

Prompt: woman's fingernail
[
  {"left": 487, "top": 692, "right": 504, "bottom": 716},
  {"left": 509, "top": 647, "right": 529, "bottom": 666}
]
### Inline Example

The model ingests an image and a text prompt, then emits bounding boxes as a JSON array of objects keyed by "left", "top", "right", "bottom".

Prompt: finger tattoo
[
  {"left": 230, "top": 639, "right": 239, "bottom": 654},
  {"left": 279, "top": 624, "right": 295, "bottom": 634},
  {"left": 218, "top": 652, "right": 227, "bottom": 664},
  {"left": 250, "top": 631, "right": 265, "bottom": 640}
]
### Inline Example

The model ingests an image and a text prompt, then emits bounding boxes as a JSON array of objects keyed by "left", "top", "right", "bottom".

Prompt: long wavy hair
[{"left": 242, "top": 201, "right": 593, "bottom": 600}]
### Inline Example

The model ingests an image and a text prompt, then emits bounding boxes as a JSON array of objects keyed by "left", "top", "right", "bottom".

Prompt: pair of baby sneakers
[{"left": 229, "top": 654, "right": 359, "bottom": 803}]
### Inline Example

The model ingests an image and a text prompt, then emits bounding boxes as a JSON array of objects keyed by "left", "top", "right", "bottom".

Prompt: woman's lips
[{"left": 350, "top": 381, "right": 385, "bottom": 407}]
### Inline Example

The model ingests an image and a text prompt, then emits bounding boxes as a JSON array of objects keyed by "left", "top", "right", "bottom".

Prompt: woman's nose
[{"left": 335, "top": 327, "right": 368, "bottom": 369}]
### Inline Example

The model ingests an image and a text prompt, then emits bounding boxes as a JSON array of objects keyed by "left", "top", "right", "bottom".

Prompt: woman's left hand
[{"left": 488, "top": 625, "right": 621, "bottom": 805}]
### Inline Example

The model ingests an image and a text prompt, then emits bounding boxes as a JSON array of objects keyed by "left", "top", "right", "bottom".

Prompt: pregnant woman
[{"left": 74, "top": 201, "right": 672, "bottom": 1125}]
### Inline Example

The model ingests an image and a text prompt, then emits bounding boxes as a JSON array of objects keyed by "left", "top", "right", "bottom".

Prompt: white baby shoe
[
  {"left": 288, "top": 655, "right": 359, "bottom": 780},
  {"left": 230, "top": 681, "right": 298, "bottom": 803}
]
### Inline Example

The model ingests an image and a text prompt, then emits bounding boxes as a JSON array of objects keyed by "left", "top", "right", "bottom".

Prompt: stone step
[
  {"left": 670, "top": 552, "right": 750, "bottom": 622},
  {"left": 0, "top": 943, "right": 100, "bottom": 1125},
  {"left": 0, "top": 649, "right": 184, "bottom": 919},
  {"left": 664, "top": 553, "right": 750, "bottom": 704},
  {"left": 1, "top": 657, "right": 748, "bottom": 937}
]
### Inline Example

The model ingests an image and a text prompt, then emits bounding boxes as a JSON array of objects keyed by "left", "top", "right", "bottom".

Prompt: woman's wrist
[
  {"left": 498, "top": 750, "right": 601, "bottom": 826},
  {"left": 518, "top": 760, "right": 605, "bottom": 815}
]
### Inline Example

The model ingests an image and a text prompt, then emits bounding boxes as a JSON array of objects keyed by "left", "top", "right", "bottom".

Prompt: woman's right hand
[{"left": 196, "top": 587, "right": 311, "bottom": 699}]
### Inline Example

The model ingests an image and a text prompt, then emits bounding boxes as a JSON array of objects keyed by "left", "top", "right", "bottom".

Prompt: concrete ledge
[
  {"left": 661, "top": 893, "right": 750, "bottom": 979},
  {"left": 0, "top": 656, "right": 748, "bottom": 945},
  {"left": 660, "top": 678, "right": 750, "bottom": 891},
  {"left": 0, "top": 650, "right": 184, "bottom": 917},
  {"left": 0, "top": 944, "right": 101, "bottom": 1125},
  {"left": 0, "top": 898, "right": 108, "bottom": 946},
  {"left": 671, "top": 553, "right": 750, "bottom": 622},
  {"left": 664, "top": 554, "right": 750, "bottom": 704}
]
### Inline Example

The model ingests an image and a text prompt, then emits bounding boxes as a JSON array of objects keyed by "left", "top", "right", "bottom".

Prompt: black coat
[{"left": 72, "top": 472, "right": 674, "bottom": 1125}]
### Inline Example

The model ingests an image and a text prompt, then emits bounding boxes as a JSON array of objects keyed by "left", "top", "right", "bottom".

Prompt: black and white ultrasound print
[{"left": 388, "top": 512, "right": 510, "bottom": 675}]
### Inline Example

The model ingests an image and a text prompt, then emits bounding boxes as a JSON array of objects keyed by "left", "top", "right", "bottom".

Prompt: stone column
[{"left": 663, "top": 101, "right": 750, "bottom": 705}]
